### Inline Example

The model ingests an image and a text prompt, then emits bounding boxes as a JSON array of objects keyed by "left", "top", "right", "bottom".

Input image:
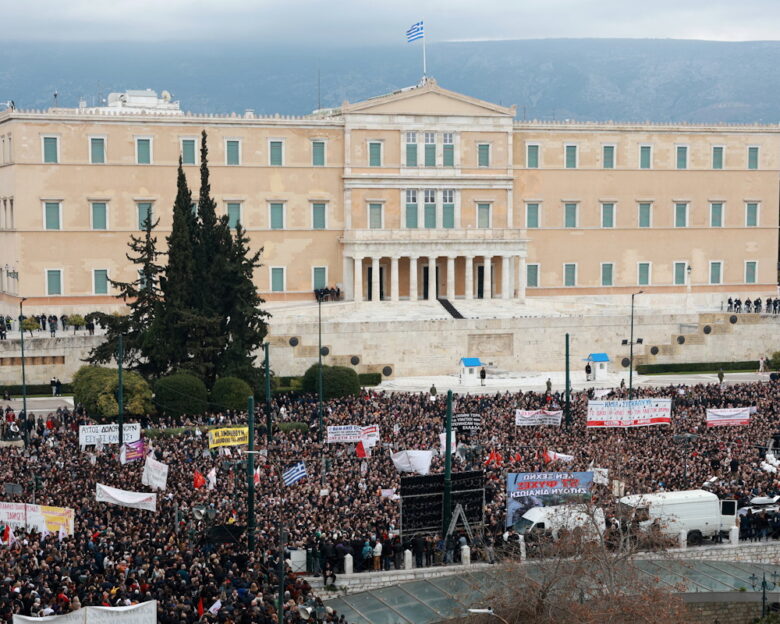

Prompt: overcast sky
[{"left": 4, "top": 0, "right": 780, "bottom": 43}]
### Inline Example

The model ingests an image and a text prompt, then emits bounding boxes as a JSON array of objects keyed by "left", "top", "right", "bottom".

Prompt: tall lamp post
[
  {"left": 313, "top": 290, "right": 326, "bottom": 484},
  {"left": 622, "top": 291, "right": 644, "bottom": 400},
  {"left": 18, "top": 295, "right": 27, "bottom": 445},
  {"left": 750, "top": 571, "right": 779, "bottom": 618},
  {"left": 672, "top": 433, "right": 699, "bottom": 487}
]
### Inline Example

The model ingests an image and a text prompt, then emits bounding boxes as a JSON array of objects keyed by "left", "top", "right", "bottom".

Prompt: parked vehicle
[{"left": 515, "top": 504, "right": 606, "bottom": 540}]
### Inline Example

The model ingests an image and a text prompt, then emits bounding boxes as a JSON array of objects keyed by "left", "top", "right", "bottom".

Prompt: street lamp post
[
  {"left": 750, "top": 571, "right": 779, "bottom": 618},
  {"left": 19, "top": 297, "right": 28, "bottom": 444},
  {"left": 672, "top": 433, "right": 699, "bottom": 487},
  {"left": 625, "top": 291, "right": 643, "bottom": 401}
]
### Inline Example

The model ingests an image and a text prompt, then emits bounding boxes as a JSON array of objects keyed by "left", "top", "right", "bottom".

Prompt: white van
[
  {"left": 515, "top": 504, "right": 606, "bottom": 540},
  {"left": 618, "top": 489, "right": 737, "bottom": 545}
]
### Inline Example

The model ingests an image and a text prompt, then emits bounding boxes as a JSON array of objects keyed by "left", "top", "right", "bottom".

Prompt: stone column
[
  {"left": 354, "top": 256, "right": 364, "bottom": 302},
  {"left": 390, "top": 256, "right": 399, "bottom": 302},
  {"left": 501, "top": 256, "right": 510, "bottom": 300},
  {"left": 446, "top": 256, "right": 456, "bottom": 300},
  {"left": 371, "top": 257, "right": 380, "bottom": 302},
  {"left": 342, "top": 255, "right": 354, "bottom": 301},
  {"left": 517, "top": 257, "right": 526, "bottom": 301},
  {"left": 465, "top": 256, "right": 474, "bottom": 300},
  {"left": 428, "top": 256, "right": 437, "bottom": 300},
  {"left": 409, "top": 256, "right": 418, "bottom": 301},
  {"left": 483, "top": 256, "right": 492, "bottom": 299}
]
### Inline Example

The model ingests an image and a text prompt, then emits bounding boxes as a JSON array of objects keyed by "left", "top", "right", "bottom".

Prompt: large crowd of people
[{"left": 0, "top": 378, "right": 777, "bottom": 623}]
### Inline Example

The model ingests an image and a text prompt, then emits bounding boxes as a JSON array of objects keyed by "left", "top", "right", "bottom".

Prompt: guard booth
[
  {"left": 459, "top": 357, "right": 483, "bottom": 386},
  {"left": 585, "top": 353, "right": 610, "bottom": 381}
]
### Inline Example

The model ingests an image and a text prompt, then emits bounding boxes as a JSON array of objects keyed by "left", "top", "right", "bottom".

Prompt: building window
[
  {"left": 226, "top": 202, "right": 241, "bottom": 229},
  {"left": 676, "top": 145, "right": 688, "bottom": 170},
  {"left": 405, "top": 132, "right": 418, "bottom": 167},
  {"left": 91, "top": 202, "right": 108, "bottom": 230},
  {"left": 93, "top": 269, "right": 109, "bottom": 295},
  {"left": 526, "top": 203, "right": 540, "bottom": 228},
  {"left": 270, "top": 267, "right": 285, "bottom": 292},
  {"left": 527, "top": 264, "right": 540, "bottom": 288},
  {"left": 564, "top": 203, "right": 578, "bottom": 228},
  {"left": 369, "top": 141, "right": 382, "bottom": 167},
  {"left": 565, "top": 144, "right": 577, "bottom": 169},
  {"left": 602, "top": 145, "right": 615, "bottom": 169},
  {"left": 137, "top": 202, "right": 153, "bottom": 229},
  {"left": 42, "top": 136, "right": 59, "bottom": 163},
  {"left": 443, "top": 133, "right": 454, "bottom": 167},
  {"left": 369, "top": 203, "right": 383, "bottom": 229},
  {"left": 710, "top": 202, "right": 723, "bottom": 227},
  {"left": 424, "top": 132, "right": 436, "bottom": 167},
  {"left": 136, "top": 138, "right": 152, "bottom": 164},
  {"left": 527, "top": 144, "right": 539, "bottom": 168},
  {"left": 639, "top": 145, "right": 652, "bottom": 169},
  {"left": 477, "top": 143, "right": 490, "bottom": 167},
  {"left": 270, "top": 203, "right": 284, "bottom": 229},
  {"left": 405, "top": 190, "right": 418, "bottom": 228},
  {"left": 226, "top": 140, "right": 241, "bottom": 166},
  {"left": 601, "top": 263, "right": 613, "bottom": 287},
  {"left": 638, "top": 202, "right": 652, "bottom": 228},
  {"left": 674, "top": 203, "right": 688, "bottom": 228},
  {"left": 181, "top": 139, "right": 196, "bottom": 165},
  {"left": 674, "top": 262, "right": 687, "bottom": 286},
  {"left": 46, "top": 269, "right": 62, "bottom": 296},
  {"left": 748, "top": 146, "right": 759, "bottom": 170},
  {"left": 564, "top": 263, "right": 577, "bottom": 287},
  {"left": 424, "top": 189, "right": 436, "bottom": 228},
  {"left": 712, "top": 146, "right": 724, "bottom": 170},
  {"left": 442, "top": 190, "right": 455, "bottom": 229},
  {"left": 745, "top": 202, "right": 759, "bottom": 227},
  {"left": 90, "top": 137, "right": 105, "bottom": 164},
  {"left": 637, "top": 262, "right": 651, "bottom": 286},
  {"left": 745, "top": 261, "right": 757, "bottom": 284},
  {"left": 601, "top": 202, "right": 615, "bottom": 228},
  {"left": 312, "top": 203, "right": 326, "bottom": 230},
  {"left": 709, "top": 261, "right": 722, "bottom": 285},
  {"left": 477, "top": 203, "right": 491, "bottom": 228},
  {"left": 313, "top": 267, "right": 327, "bottom": 290},
  {"left": 44, "top": 201, "right": 61, "bottom": 230},
  {"left": 269, "top": 141, "right": 283, "bottom": 166},
  {"left": 312, "top": 141, "right": 325, "bottom": 167}
]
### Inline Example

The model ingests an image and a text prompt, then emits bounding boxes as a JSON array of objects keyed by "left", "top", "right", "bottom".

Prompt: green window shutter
[
  {"left": 227, "top": 203, "right": 241, "bottom": 229},
  {"left": 746, "top": 202, "right": 758, "bottom": 226},
  {"left": 748, "top": 147, "right": 759, "bottom": 170},
  {"left": 442, "top": 204, "right": 455, "bottom": 229},
  {"left": 44, "top": 202, "right": 60, "bottom": 230},
  {"left": 46, "top": 270, "right": 62, "bottom": 296},
  {"left": 638, "top": 263, "right": 650, "bottom": 286},
  {"left": 443, "top": 144, "right": 454, "bottom": 167},
  {"left": 603, "top": 145, "right": 614, "bottom": 169},
  {"left": 312, "top": 203, "right": 326, "bottom": 230},
  {"left": 424, "top": 203, "right": 436, "bottom": 228},
  {"left": 43, "top": 137, "right": 58, "bottom": 163},
  {"left": 137, "top": 203, "right": 152, "bottom": 229},
  {"left": 527, "top": 264, "right": 539, "bottom": 288},
  {"left": 313, "top": 267, "right": 327, "bottom": 290},
  {"left": 270, "top": 141, "right": 283, "bottom": 166},
  {"left": 710, "top": 262, "right": 722, "bottom": 285},
  {"left": 424, "top": 144, "right": 436, "bottom": 167},
  {"left": 564, "top": 203, "right": 577, "bottom": 228},
  {"left": 746, "top": 261, "right": 757, "bottom": 284},
  {"left": 270, "top": 203, "right": 284, "bottom": 229},
  {"left": 405, "top": 204, "right": 418, "bottom": 228},
  {"left": 90, "top": 138, "right": 105, "bottom": 164},
  {"left": 477, "top": 204, "right": 490, "bottom": 228},
  {"left": 94, "top": 269, "right": 108, "bottom": 295},
  {"left": 91, "top": 202, "right": 107, "bottom": 230},
  {"left": 226, "top": 141, "right": 240, "bottom": 165},
  {"left": 369, "top": 142, "right": 381, "bottom": 167},
  {"left": 601, "top": 264, "right": 613, "bottom": 286},
  {"left": 181, "top": 139, "right": 196, "bottom": 165},
  {"left": 640, "top": 146, "right": 651, "bottom": 169},
  {"left": 271, "top": 268, "right": 284, "bottom": 292},
  {"left": 601, "top": 203, "right": 614, "bottom": 228},
  {"left": 674, "top": 263, "right": 686, "bottom": 285},
  {"left": 564, "top": 264, "right": 576, "bottom": 287},
  {"left": 676, "top": 146, "right": 687, "bottom": 169},
  {"left": 478, "top": 144, "right": 490, "bottom": 167},
  {"left": 137, "top": 139, "right": 151, "bottom": 164},
  {"left": 638, "top": 203, "right": 651, "bottom": 228},
  {"left": 369, "top": 204, "right": 382, "bottom": 229},
  {"left": 526, "top": 203, "right": 539, "bottom": 228},
  {"left": 565, "top": 145, "right": 577, "bottom": 169},
  {"left": 406, "top": 143, "right": 418, "bottom": 167},
  {"left": 712, "top": 146, "right": 723, "bottom": 170},
  {"left": 675, "top": 203, "right": 687, "bottom": 227},
  {"left": 527, "top": 145, "right": 539, "bottom": 168},
  {"left": 710, "top": 203, "right": 723, "bottom": 227},
  {"left": 312, "top": 141, "right": 325, "bottom": 166}
]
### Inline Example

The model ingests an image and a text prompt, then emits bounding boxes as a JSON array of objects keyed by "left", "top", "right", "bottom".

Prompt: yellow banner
[{"left": 208, "top": 426, "right": 249, "bottom": 449}]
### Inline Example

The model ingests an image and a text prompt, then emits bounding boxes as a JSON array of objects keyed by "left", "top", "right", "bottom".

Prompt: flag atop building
[
  {"left": 282, "top": 462, "right": 308, "bottom": 486},
  {"left": 406, "top": 21, "right": 424, "bottom": 42}
]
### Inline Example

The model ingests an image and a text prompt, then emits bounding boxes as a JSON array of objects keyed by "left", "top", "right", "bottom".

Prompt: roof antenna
[{"left": 53, "top": 91, "right": 58, "bottom": 107}]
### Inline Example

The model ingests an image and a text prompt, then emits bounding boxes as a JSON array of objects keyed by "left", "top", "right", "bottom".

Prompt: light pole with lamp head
[
  {"left": 621, "top": 291, "right": 643, "bottom": 401},
  {"left": 672, "top": 433, "right": 700, "bottom": 487},
  {"left": 750, "top": 570, "right": 779, "bottom": 618},
  {"left": 18, "top": 296, "right": 28, "bottom": 445}
]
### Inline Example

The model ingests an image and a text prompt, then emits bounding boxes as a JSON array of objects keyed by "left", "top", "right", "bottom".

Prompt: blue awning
[
  {"left": 586, "top": 353, "right": 610, "bottom": 362},
  {"left": 460, "top": 357, "right": 482, "bottom": 367}
]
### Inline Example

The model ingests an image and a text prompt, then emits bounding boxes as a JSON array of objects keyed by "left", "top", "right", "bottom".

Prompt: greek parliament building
[{"left": 0, "top": 79, "right": 777, "bottom": 314}]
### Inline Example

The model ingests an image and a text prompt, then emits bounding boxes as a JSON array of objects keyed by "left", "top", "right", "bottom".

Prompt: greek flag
[
  {"left": 406, "top": 21, "right": 424, "bottom": 43},
  {"left": 282, "top": 461, "right": 308, "bottom": 486}
]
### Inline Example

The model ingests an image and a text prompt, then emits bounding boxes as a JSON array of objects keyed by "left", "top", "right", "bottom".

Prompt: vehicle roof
[{"left": 619, "top": 489, "right": 718, "bottom": 506}]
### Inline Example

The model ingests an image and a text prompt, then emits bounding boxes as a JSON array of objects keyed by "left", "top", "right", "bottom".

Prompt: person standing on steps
[{"left": 480, "top": 367, "right": 486, "bottom": 387}]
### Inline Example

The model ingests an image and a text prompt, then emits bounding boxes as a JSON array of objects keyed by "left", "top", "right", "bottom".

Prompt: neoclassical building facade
[{"left": 0, "top": 80, "right": 777, "bottom": 312}]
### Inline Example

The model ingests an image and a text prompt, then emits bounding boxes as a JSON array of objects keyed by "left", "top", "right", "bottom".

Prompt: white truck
[
  {"left": 618, "top": 489, "right": 737, "bottom": 545},
  {"left": 515, "top": 504, "right": 606, "bottom": 540}
]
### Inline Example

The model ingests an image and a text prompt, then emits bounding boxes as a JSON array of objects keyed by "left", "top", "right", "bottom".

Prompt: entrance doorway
[
  {"left": 367, "top": 266, "right": 385, "bottom": 300},
  {"left": 422, "top": 266, "right": 441, "bottom": 299}
]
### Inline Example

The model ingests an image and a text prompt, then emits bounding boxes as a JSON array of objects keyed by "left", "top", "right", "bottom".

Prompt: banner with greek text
[
  {"left": 506, "top": 471, "right": 593, "bottom": 527},
  {"left": 515, "top": 410, "right": 563, "bottom": 426},
  {"left": 95, "top": 484, "right": 157, "bottom": 512},
  {"left": 14, "top": 600, "right": 157, "bottom": 623},
  {"left": 207, "top": 427, "right": 249, "bottom": 449},
  {"left": 586, "top": 398, "right": 672, "bottom": 428},
  {"left": 453, "top": 413, "right": 481, "bottom": 432},
  {"left": 0, "top": 502, "right": 74, "bottom": 536},
  {"left": 141, "top": 456, "right": 169, "bottom": 491},
  {"left": 706, "top": 407, "right": 751, "bottom": 427},
  {"left": 326, "top": 425, "right": 380, "bottom": 444},
  {"left": 79, "top": 424, "right": 141, "bottom": 446}
]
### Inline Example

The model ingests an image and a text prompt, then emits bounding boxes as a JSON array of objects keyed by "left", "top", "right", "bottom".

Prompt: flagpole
[{"left": 422, "top": 25, "right": 427, "bottom": 79}]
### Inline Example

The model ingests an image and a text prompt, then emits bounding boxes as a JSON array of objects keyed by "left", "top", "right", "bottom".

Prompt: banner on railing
[{"left": 706, "top": 407, "right": 751, "bottom": 427}]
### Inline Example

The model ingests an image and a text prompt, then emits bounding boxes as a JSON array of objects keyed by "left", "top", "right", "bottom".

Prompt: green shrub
[
  {"left": 72, "top": 365, "right": 152, "bottom": 419},
  {"left": 211, "top": 376, "right": 253, "bottom": 412},
  {"left": 67, "top": 314, "right": 86, "bottom": 333},
  {"left": 302, "top": 364, "right": 360, "bottom": 399},
  {"left": 770, "top": 352, "right": 780, "bottom": 370},
  {"left": 278, "top": 421, "right": 309, "bottom": 433},
  {"left": 358, "top": 373, "right": 382, "bottom": 387},
  {"left": 21, "top": 318, "right": 40, "bottom": 336},
  {"left": 636, "top": 360, "right": 758, "bottom": 374},
  {"left": 154, "top": 373, "right": 209, "bottom": 418}
]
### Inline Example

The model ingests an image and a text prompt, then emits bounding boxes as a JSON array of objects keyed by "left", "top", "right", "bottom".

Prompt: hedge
[
  {"left": 72, "top": 365, "right": 153, "bottom": 419},
  {"left": 154, "top": 373, "right": 209, "bottom": 418},
  {"left": 358, "top": 373, "right": 382, "bottom": 387},
  {"left": 0, "top": 383, "right": 73, "bottom": 396},
  {"left": 636, "top": 361, "right": 759, "bottom": 374},
  {"left": 302, "top": 364, "right": 360, "bottom": 399},
  {"left": 211, "top": 377, "right": 253, "bottom": 412}
]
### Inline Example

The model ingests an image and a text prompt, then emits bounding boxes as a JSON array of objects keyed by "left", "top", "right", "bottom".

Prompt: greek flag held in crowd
[{"left": 283, "top": 462, "right": 308, "bottom": 486}]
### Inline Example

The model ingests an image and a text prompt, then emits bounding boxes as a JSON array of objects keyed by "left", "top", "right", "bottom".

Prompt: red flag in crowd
[
  {"left": 193, "top": 471, "right": 206, "bottom": 489},
  {"left": 484, "top": 449, "right": 503, "bottom": 466},
  {"left": 356, "top": 440, "right": 367, "bottom": 458},
  {"left": 543, "top": 450, "right": 574, "bottom": 464},
  {"left": 1, "top": 525, "right": 9, "bottom": 546},
  {"left": 197, "top": 597, "right": 204, "bottom": 617},
  {"left": 253, "top": 467, "right": 261, "bottom": 486}
]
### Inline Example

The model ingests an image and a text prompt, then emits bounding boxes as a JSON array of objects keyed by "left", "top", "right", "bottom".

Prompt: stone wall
[
  {"left": 684, "top": 593, "right": 778, "bottom": 624},
  {"left": 0, "top": 334, "right": 103, "bottom": 385}
]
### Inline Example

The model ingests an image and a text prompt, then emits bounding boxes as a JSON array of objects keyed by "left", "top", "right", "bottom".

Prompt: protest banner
[
  {"left": 586, "top": 398, "right": 672, "bottom": 428},
  {"left": 706, "top": 407, "right": 751, "bottom": 427},
  {"left": 79, "top": 423, "right": 141, "bottom": 446},
  {"left": 391, "top": 450, "right": 434, "bottom": 475},
  {"left": 361, "top": 424, "right": 380, "bottom": 447},
  {"left": 120, "top": 439, "right": 145, "bottom": 465},
  {"left": 327, "top": 424, "right": 380, "bottom": 444},
  {"left": 141, "top": 456, "right": 169, "bottom": 491},
  {"left": 95, "top": 484, "right": 157, "bottom": 512},
  {"left": 207, "top": 427, "right": 249, "bottom": 449},
  {"left": 0, "top": 502, "right": 74, "bottom": 535},
  {"left": 453, "top": 413, "right": 481, "bottom": 432},
  {"left": 505, "top": 471, "right": 593, "bottom": 527},
  {"left": 14, "top": 600, "right": 157, "bottom": 623},
  {"left": 515, "top": 409, "right": 563, "bottom": 426}
]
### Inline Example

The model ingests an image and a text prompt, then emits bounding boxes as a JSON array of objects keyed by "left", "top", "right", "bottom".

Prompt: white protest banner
[
  {"left": 79, "top": 424, "right": 141, "bottom": 447},
  {"left": 327, "top": 424, "right": 379, "bottom": 444},
  {"left": 95, "top": 484, "right": 157, "bottom": 512},
  {"left": 706, "top": 407, "right": 751, "bottom": 427},
  {"left": 141, "top": 456, "right": 169, "bottom": 491},
  {"left": 361, "top": 425, "right": 380, "bottom": 447},
  {"left": 391, "top": 450, "right": 434, "bottom": 475},
  {"left": 439, "top": 431, "right": 456, "bottom": 454},
  {"left": 14, "top": 600, "right": 157, "bottom": 624},
  {"left": 0, "top": 502, "right": 74, "bottom": 536},
  {"left": 586, "top": 398, "right": 672, "bottom": 428},
  {"left": 515, "top": 409, "right": 563, "bottom": 426},
  {"left": 592, "top": 468, "right": 609, "bottom": 485},
  {"left": 593, "top": 388, "right": 612, "bottom": 399}
]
